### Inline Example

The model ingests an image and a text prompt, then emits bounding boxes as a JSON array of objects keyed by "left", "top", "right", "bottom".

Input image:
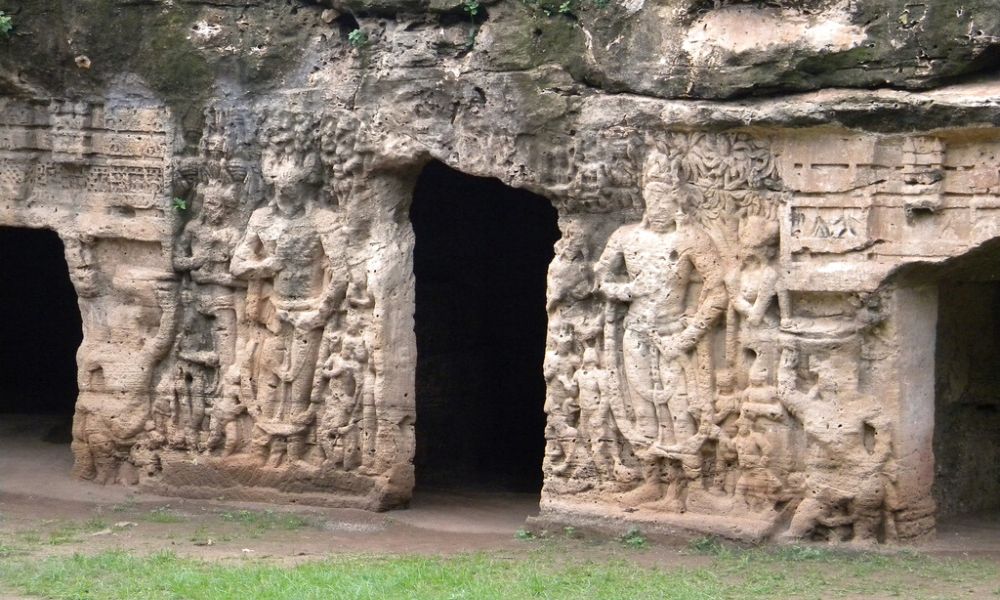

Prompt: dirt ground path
[
  {"left": 0, "top": 415, "right": 557, "bottom": 558},
  {"left": 1, "top": 416, "right": 702, "bottom": 562},
  {"left": 2, "top": 415, "right": 1000, "bottom": 599}
]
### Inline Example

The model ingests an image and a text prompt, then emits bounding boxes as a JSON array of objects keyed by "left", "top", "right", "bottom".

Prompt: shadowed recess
[
  {"left": 410, "top": 161, "right": 559, "bottom": 493},
  {"left": 0, "top": 227, "right": 82, "bottom": 433},
  {"left": 931, "top": 240, "right": 1000, "bottom": 519}
]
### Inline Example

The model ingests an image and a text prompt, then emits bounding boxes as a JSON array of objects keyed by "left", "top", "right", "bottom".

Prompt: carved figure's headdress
[
  {"left": 261, "top": 109, "right": 321, "bottom": 159},
  {"left": 642, "top": 142, "right": 703, "bottom": 214},
  {"left": 200, "top": 105, "right": 257, "bottom": 164},
  {"left": 642, "top": 145, "right": 677, "bottom": 187},
  {"left": 258, "top": 109, "right": 325, "bottom": 187}
]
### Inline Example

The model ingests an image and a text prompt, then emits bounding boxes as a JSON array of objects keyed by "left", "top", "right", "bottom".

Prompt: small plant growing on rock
[
  {"left": 463, "top": 0, "right": 481, "bottom": 17},
  {"left": 462, "top": 0, "right": 482, "bottom": 48},
  {"left": 0, "top": 12, "right": 13, "bottom": 37},
  {"left": 522, "top": 0, "right": 609, "bottom": 17},
  {"left": 348, "top": 28, "right": 368, "bottom": 48},
  {"left": 171, "top": 197, "right": 188, "bottom": 212}
]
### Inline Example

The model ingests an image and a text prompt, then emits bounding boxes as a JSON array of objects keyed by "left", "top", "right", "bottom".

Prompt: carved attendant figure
[
  {"left": 207, "top": 363, "right": 248, "bottom": 456},
  {"left": 777, "top": 346, "right": 892, "bottom": 542},
  {"left": 173, "top": 162, "right": 248, "bottom": 373},
  {"left": 547, "top": 231, "right": 593, "bottom": 313},
  {"left": 316, "top": 334, "right": 366, "bottom": 469},
  {"left": 543, "top": 326, "right": 581, "bottom": 421},
  {"left": 724, "top": 215, "right": 787, "bottom": 370},
  {"left": 171, "top": 291, "right": 218, "bottom": 448},
  {"left": 732, "top": 416, "right": 782, "bottom": 511},
  {"left": 575, "top": 346, "right": 628, "bottom": 482},
  {"left": 727, "top": 216, "right": 783, "bottom": 332}
]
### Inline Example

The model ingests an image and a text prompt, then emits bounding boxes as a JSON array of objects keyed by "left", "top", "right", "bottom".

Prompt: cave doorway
[
  {"left": 0, "top": 226, "right": 82, "bottom": 445},
  {"left": 409, "top": 161, "right": 559, "bottom": 496},
  {"left": 931, "top": 239, "right": 1000, "bottom": 521}
]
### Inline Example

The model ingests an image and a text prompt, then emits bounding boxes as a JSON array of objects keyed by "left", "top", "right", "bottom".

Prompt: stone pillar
[{"left": 886, "top": 283, "right": 938, "bottom": 541}]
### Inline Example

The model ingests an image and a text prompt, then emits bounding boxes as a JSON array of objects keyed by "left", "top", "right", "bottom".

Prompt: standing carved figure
[
  {"left": 595, "top": 150, "right": 727, "bottom": 506},
  {"left": 575, "top": 345, "right": 629, "bottom": 483},
  {"left": 316, "top": 331, "right": 367, "bottom": 470},
  {"left": 542, "top": 325, "right": 581, "bottom": 477},
  {"left": 724, "top": 215, "right": 786, "bottom": 371},
  {"left": 167, "top": 108, "right": 258, "bottom": 455},
  {"left": 172, "top": 163, "right": 248, "bottom": 373},
  {"left": 727, "top": 217, "right": 783, "bottom": 329},
  {"left": 543, "top": 327, "right": 581, "bottom": 421},
  {"left": 231, "top": 138, "right": 349, "bottom": 466},
  {"left": 207, "top": 363, "right": 248, "bottom": 456},
  {"left": 170, "top": 292, "right": 219, "bottom": 448}
]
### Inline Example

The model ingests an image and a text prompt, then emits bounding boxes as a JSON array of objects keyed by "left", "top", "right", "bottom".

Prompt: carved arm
[
  {"left": 673, "top": 250, "right": 728, "bottom": 352},
  {"left": 777, "top": 346, "right": 806, "bottom": 414},
  {"left": 594, "top": 232, "right": 632, "bottom": 303},
  {"left": 230, "top": 229, "right": 279, "bottom": 279}
]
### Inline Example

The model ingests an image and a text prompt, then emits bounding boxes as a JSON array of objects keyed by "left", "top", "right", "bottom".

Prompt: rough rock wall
[{"left": 3, "top": 0, "right": 1000, "bottom": 540}]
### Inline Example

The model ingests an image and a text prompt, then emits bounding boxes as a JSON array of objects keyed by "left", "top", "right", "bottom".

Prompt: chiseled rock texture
[{"left": 2, "top": 0, "right": 1000, "bottom": 541}]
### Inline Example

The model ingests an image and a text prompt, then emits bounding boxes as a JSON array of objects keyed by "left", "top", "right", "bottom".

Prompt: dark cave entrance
[
  {"left": 410, "top": 161, "right": 559, "bottom": 494},
  {"left": 0, "top": 226, "right": 82, "bottom": 442},
  {"left": 931, "top": 239, "right": 1000, "bottom": 520}
]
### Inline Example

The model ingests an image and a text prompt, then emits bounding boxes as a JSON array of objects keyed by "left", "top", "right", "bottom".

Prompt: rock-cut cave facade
[{"left": 3, "top": 0, "right": 1000, "bottom": 544}]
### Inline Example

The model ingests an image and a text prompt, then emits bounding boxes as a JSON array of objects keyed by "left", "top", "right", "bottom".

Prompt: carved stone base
[
  {"left": 531, "top": 497, "right": 780, "bottom": 543},
  {"left": 141, "top": 452, "right": 413, "bottom": 511}
]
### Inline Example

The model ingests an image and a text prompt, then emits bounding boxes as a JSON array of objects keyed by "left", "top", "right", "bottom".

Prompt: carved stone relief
[
  {"left": 132, "top": 106, "right": 414, "bottom": 509},
  {"left": 0, "top": 98, "right": 413, "bottom": 510},
  {"left": 5, "top": 88, "right": 1000, "bottom": 543},
  {"left": 537, "top": 131, "right": 910, "bottom": 543}
]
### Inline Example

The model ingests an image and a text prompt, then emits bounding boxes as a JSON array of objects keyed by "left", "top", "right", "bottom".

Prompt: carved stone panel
[{"left": 5, "top": 83, "right": 1000, "bottom": 544}]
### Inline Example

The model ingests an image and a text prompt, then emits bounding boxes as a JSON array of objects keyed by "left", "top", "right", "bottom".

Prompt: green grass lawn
[{"left": 0, "top": 542, "right": 996, "bottom": 600}]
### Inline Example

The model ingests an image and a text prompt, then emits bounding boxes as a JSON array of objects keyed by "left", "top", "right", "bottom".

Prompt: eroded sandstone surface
[{"left": 2, "top": 0, "right": 1000, "bottom": 542}]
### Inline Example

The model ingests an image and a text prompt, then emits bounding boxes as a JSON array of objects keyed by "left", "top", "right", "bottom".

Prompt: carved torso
[
  {"left": 235, "top": 206, "right": 329, "bottom": 304},
  {"left": 186, "top": 224, "right": 241, "bottom": 288},
  {"left": 602, "top": 223, "right": 713, "bottom": 335}
]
